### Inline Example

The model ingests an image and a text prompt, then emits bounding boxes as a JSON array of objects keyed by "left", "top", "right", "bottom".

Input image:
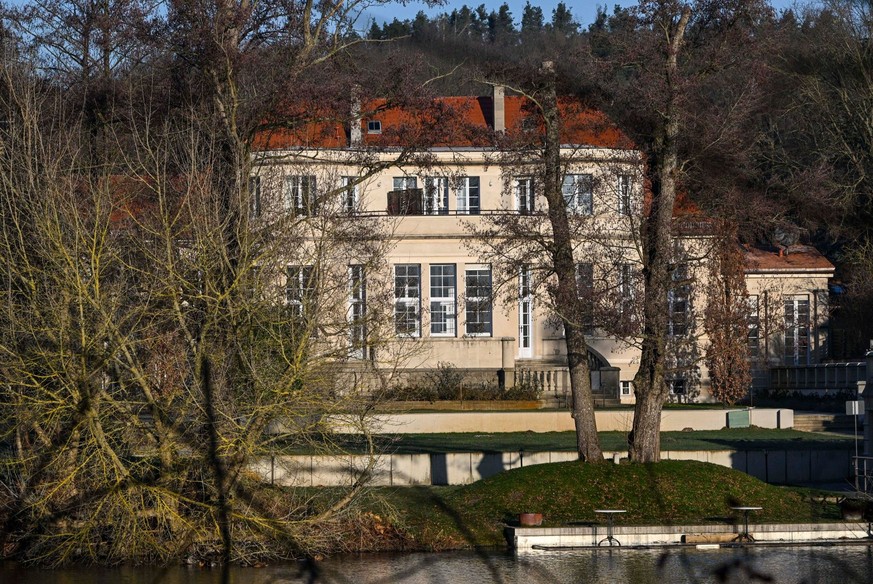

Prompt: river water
[{"left": 3, "top": 545, "right": 873, "bottom": 583}]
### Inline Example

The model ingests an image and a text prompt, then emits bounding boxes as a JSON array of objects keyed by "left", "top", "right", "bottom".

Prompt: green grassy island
[{"left": 340, "top": 459, "right": 843, "bottom": 552}]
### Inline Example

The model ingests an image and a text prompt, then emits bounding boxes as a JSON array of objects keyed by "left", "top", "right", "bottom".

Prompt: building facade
[{"left": 252, "top": 88, "right": 834, "bottom": 404}]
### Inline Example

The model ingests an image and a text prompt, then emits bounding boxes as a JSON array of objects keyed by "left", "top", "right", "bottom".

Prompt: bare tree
[
  {"left": 0, "top": 0, "right": 456, "bottom": 566},
  {"left": 469, "top": 66, "right": 647, "bottom": 461},
  {"left": 703, "top": 227, "right": 752, "bottom": 406},
  {"left": 587, "top": 0, "right": 772, "bottom": 461}
]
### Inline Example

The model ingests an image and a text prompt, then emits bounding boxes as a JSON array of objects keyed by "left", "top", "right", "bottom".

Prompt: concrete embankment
[
  {"left": 331, "top": 408, "right": 793, "bottom": 434},
  {"left": 507, "top": 522, "right": 871, "bottom": 550},
  {"left": 251, "top": 446, "right": 851, "bottom": 487}
]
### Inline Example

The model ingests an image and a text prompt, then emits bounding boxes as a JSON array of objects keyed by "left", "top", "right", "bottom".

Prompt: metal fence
[{"left": 769, "top": 362, "right": 866, "bottom": 392}]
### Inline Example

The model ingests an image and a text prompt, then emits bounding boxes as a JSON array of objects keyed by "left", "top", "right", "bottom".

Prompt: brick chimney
[{"left": 492, "top": 85, "right": 505, "bottom": 133}]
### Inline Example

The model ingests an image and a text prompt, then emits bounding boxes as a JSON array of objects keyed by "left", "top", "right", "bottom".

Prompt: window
[
  {"left": 784, "top": 296, "right": 810, "bottom": 365},
  {"left": 349, "top": 265, "right": 366, "bottom": 358},
  {"left": 668, "top": 264, "right": 690, "bottom": 337},
  {"left": 576, "top": 262, "right": 594, "bottom": 328},
  {"left": 576, "top": 262, "right": 594, "bottom": 298},
  {"left": 249, "top": 175, "right": 261, "bottom": 218},
  {"left": 393, "top": 176, "right": 417, "bottom": 191},
  {"left": 430, "top": 264, "right": 456, "bottom": 336},
  {"left": 286, "top": 265, "right": 316, "bottom": 319},
  {"left": 748, "top": 295, "right": 760, "bottom": 359},
  {"left": 618, "top": 174, "right": 632, "bottom": 216},
  {"left": 388, "top": 176, "right": 421, "bottom": 215},
  {"left": 424, "top": 177, "right": 449, "bottom": 215},
  {"left": 562, "top": 174, "right": 593, "bottom": 214},
  {"left": 515, "top": 177, "right": 535, "bottom": 214},
  {"left": 455, "top": 176, "right": 480, "bottom": 215},
  {"left": 465, "top": 265, "right": 492, "bottom": 336},
  {"left": 285, "top": 175, "right": 317, "bottom": 215},
  {"left": 367, "top": 120, "right": 382, "bottom": 134},
  {"left": 669, "top": 377, "right": 687, "bottom": 396},
  {"left": 621, "top": 380, "right": 632, "bottom": 396},
  {"left": 518, "top": 268, "right": 533, "bottom": 357},
  {"left": 394, "top": 264, "right": 421, "bottom": 337},
  {"left": 341, "top": 176, "right": 359, "bottom": 214}
]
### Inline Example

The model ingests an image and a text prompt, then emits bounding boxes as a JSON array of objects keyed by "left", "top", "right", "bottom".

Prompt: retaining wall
[
  {"left": 336, "top": 408, "right": 793, "bottom": 434},
  {"left": 250, "top": 447, "right": 851, "bottom": 487}
]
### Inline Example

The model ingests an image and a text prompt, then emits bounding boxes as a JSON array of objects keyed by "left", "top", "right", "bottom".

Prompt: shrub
[{"left": 424, "top": 362, "right": 466, "bottom": 400}]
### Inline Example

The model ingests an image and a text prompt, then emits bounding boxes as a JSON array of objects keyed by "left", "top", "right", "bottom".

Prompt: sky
[{"left": 362, "top": 0, "right": 818, "bottom": 32}]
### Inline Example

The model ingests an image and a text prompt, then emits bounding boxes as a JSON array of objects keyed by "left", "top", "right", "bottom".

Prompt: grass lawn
[
  {"left": 271, "top": 428, "right": 855, "bottom": 454},
  {"left": 358, "top": 460, "right": 843, "bottom": 550}
]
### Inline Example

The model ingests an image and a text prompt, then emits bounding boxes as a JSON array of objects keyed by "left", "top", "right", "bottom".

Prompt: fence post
[{"left": 863, "top": 341, "right": 873, "bottom": 458}]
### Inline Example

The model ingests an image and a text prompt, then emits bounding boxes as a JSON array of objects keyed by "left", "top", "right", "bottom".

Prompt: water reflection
[{"left": 2, "top": 546, "right": 873, "bottom": 584}]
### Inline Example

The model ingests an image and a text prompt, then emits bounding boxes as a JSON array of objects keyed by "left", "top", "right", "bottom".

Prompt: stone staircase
[{"left": 793, "top": 412, "right": 857, "bottom": 432}]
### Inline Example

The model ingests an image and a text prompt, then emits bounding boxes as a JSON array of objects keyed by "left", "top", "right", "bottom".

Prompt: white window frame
[
  {"left": 618, "top": 174, "right": 632, "bottom": 216},
  {"left": 285, "top": 175, "right": 317, "bottom": 215},
  {"left": 349, "top": 265, "right": 366, "bottom": 358},
  {"left": 465, "top": 264, "right": 492, "bottom": 336},
  {"left": 621, "top": 380, "right": 632, "bottom": 396},
  {"left": 429, "top": 264, "right": 456, "bottom": 336},
  {"left": 518, "top": 267, "right": 533, "bottom": 358},
  {"left": 562, "top": 173, "right": 593, "bottom": 214},
  {"left": 455, "top": 176, "right": 480, "bottom": 215},
  {"left": 341, "top": 176, "right": 359, "bottom": 214},
  {"left": 576, "top": 262, "right": 594, "bottom": 329},
  {"left": 424, "top": 177, "right": 449, "bottom": 215},
  {"left": 667, "top": 263, "right": 691, "bottom": 337},
  {"left": 394, "top": 264, "right": 421, "bottom": 337},
  {"left": 286, "top": 265, "right": 316, "bottom": 319},
  {"left": 784, "top": 295, "right": 810, "bottom": 365},
  {"left": 393, "top": 176, "right": 417, "bottom": 191},
  {"left": 515, "top": 177, "right": 535, "bottom": 215},
  {"left": 669, "top": 377, "right": 687, "bottom": 396},
  {"left": 748, "top": 294, "right": 760, "bottom": 359},
  {"left": 367, "top": 120, "right": 382, "bottom": 134}
]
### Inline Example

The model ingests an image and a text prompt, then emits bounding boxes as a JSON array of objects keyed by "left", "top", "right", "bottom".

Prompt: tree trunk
[
  {"left": 540, "top": 62, "right": 603, "bottom": 462},
  {"left": 567, "top": 322, "right": 601, "bottom": 461},
  {"left": 629, "top": 6, "right": 691, "bottom": 463}
]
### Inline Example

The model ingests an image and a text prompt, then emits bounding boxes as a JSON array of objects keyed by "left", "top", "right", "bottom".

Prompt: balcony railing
[{"left": 387, "top": 189, "right": 423, "bottom": 215}]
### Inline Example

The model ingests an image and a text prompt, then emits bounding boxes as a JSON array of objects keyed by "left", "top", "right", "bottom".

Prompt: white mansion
[{"left": 250, "top": 88, "right": 834, "bottom": 404}]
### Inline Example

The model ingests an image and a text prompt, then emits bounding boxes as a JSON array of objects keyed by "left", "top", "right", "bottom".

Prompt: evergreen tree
[
  {"left": 550, "top": 2, "right": 578, "bottom": 35},
  {"left": 521, "top": 1, "right": 544, "bottom": 34},
  {"left": 488, "top": 3, "right": 515, "bottom": 43}
]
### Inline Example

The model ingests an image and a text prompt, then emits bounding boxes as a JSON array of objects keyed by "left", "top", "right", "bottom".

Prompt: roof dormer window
[{"left": 367, "top": 120, "right": 382, "bottom": 134}]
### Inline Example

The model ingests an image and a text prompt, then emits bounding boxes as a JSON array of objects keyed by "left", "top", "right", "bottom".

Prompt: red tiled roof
[
  {"left": 253, "top": 95, "right": 633, "bottom": 150},
  {"left": 744, "top": 245, "right": 834, "bottom": 273}
]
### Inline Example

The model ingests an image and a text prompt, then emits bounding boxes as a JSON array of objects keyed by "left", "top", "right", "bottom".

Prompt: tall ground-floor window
[
  {"left": 747, "top": 294, "right": 760, "bottom": 360},
  {"left": 576, "top": 262, "right": 594, "bottom": 329},
  {"left": 430, "top": 264, "right": 456, "bottom": 336},
  {"left": 349, "top": 265, "right": 366, "bottom": 357},
  {"left": 668, "top": 263, "right": 691, "bottom": 337},
  {"left": 784, "top": 295, "right": 810, "bottom": 365},
  {"left": 465, "top": 265, "right": 492, "bottom": 336},
  {"left": 394, "top": 264, "right": 421, "bottom": 337}
]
